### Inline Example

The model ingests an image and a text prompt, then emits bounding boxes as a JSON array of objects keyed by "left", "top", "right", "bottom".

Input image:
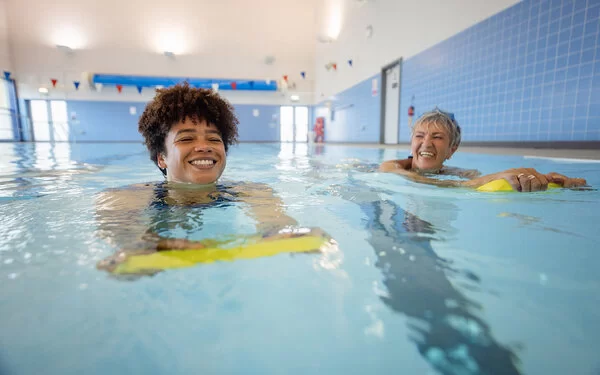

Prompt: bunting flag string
[
  {"left": 73, "top": 81, "right": 80, "bottom": 90},
  {"left": 3, "top": 71, "right": 11, "bottom": 80},
  {"left": 137, "top": 85, "right": 143, "bottom": 94},
  {"left": 116, "top": 84, "right": 123, "bottom": 93},
  {"left": 51, "top": 79, "right": 58, "bottom": 88}
]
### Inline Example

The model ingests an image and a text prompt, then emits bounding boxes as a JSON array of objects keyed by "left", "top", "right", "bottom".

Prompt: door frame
[{"left": 379, "top": 58, "right": 403, "bottom": 144}]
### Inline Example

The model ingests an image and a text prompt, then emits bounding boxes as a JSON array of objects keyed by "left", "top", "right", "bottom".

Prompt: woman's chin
[{"left": 414, "top": 163, "right": 443, "bottom": 174}]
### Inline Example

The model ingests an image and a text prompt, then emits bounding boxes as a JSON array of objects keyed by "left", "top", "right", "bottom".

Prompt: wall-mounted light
[
  {"left": 290, "top": 95, "right": 300, "bottom": 102},
  {"left": 52, "top": 27, "right": 86, "bottom": 50},
  {"left": 38, "top": 87, "right": 49, "bottom": 94},
  {"left": 155, "top": 28, "right": 187, "bottom": 55},
  {"left": 56, "top": 44, "right": 74, "bottom": 56}
]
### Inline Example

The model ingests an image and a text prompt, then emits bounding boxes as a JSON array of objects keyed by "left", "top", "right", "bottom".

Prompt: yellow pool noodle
[
  {"left": 112, "top": 235, "right": 329, "bottom": 275},
  {"left": 476, "top": 179, "right": 561, "bottom": 192}
]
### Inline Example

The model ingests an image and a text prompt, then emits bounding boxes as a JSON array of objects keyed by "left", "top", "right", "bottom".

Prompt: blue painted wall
[
  {"left": 67, "top": 101, "right": 146, "bottom": 142},
  {"left": 61, "top": 101, "right": 282, "bottom": 142},
  {"left": 235, "top": 105, "right": 280, "bottom": 141},
  {"left": 313, "top": 74, "right": 381, "bottom": 143},
  {"left": 400, "top": 0, "right": 600, "bottom": 142}
]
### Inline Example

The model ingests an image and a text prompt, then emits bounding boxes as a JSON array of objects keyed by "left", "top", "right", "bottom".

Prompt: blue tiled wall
[
  {"left": 43, "top": 101, "right": 283, "bottom": 142},
  {"left": 400, "top": 0, "right": 600, "bottom": 142},
  {"left": 313, "top": 74, "right": 381, "bottom": 142}
]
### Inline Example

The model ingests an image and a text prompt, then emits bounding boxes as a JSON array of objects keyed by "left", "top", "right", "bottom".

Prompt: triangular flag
[
  {"left": 266, "top": 79, "right": 271, "bottom": 85},
  {"left": 116, "top": 84, "right": 123, "bottom": 93},
  {"left": 3, "top": 71, "right": 10, "bottom": 80},
  {"left": 283, "top": 75, "right": 288, "bottom": 82},
  {"left": 51, "top": 79, "right": 57, "bottom": 88},
  {"left": 212, "top": 83, "right": 219, "bottom": 92},
  {"left": 73, "top": 81, "right": 80, "bottom": 90},
  {"left": 332, "top": 64, "right": 337, "bottom": 71},
  {"left": 348, "top": 59, "right": 353, "bottom": 67},
  {"left": 231, "top": 82, "right": 237, "bottom": 90},
  {"left": 137, "top": 86, "right": 143, "bottom": 94},
  {"left": 95, "top": 83, "right": 103, "bottom": 92},
  {"left": 300, "top": 72, "right": 306, "bottom": 79}
]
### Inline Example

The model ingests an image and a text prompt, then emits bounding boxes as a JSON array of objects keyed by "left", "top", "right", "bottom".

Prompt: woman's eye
[
  {"left": 209, "top": 138, "right": 223, "bottom": 142},
  {"left": 177, "top": 138, "right": 193, "bottom": 142}
]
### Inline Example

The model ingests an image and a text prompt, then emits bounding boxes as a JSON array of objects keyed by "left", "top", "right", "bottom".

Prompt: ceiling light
[
  {"left": 290, "top": 95, "right": 300, "bottom": 102},
  {"left": 164, "top": 51, "right": 175, "bottom": 58}
]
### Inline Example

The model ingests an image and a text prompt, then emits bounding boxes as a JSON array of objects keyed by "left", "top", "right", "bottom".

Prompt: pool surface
[{"left": 1, "top": 142, "right": 599, "bottom": 375}]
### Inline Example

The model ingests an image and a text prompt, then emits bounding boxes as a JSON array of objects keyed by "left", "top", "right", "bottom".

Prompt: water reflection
[
  {"left": 326, "top": 175, "right": 522, "bottom": 374},
  {"left": 0, "top": 143, "right": 101, "bottom": 201}
]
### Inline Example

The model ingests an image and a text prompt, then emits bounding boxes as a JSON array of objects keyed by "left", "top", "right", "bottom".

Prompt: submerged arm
[{"left": 234, "top": 182, "right": 298, "bottom": 233}]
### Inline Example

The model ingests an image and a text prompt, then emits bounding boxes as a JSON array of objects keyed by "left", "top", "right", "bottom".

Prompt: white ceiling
[{"left": 5, "top": 0, "right": 320, "bottom": 79}]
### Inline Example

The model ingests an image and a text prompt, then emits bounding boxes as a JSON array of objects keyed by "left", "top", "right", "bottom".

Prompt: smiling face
[
  {"left": 410, "top": 122, "right": 458, "bottom": 173},
  {"left": 157, "top": 118, "right": 226, "bottom": 185}
]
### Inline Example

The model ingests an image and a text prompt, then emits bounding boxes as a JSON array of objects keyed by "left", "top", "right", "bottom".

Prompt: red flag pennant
[
  {"left": 283, "top": 75, "right": 288, "bottom": 82},
  {"left": 231, "top": 82, "right": 237, "bottom": 90},
  {"left": 116, "top": 84, "right": 123, "bottom": 93},
  {"left": 51, "top": 79, "right": 57, "bottom": 88}
]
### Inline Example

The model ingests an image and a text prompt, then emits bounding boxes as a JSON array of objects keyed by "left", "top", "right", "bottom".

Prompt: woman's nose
[{"left": 193, "top": 142, "right": 213, "bottom": 152}]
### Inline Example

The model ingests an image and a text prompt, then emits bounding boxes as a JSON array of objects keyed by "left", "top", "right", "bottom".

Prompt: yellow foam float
[
  {"left": 111, "top": 235, "right": 329, "bottom": 275},
  {"left": 476, "top": 179, "right": 561, "bottom": 192}
]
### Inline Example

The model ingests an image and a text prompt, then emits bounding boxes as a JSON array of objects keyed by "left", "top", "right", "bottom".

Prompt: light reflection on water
[{"left": 0, "top": 142, "right": 599, "bottom": 375}]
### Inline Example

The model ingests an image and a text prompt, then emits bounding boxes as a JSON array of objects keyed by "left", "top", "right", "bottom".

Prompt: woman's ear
[
  {"left": 446, "top": 146, "right": 458, "bottom": 160},
  {"left": 157, "top": 153, "right": 167, "bottom": 169}
]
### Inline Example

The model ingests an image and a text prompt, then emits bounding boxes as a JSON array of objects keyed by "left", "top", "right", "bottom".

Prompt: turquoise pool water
[{"left": 1, "top": 142, "right": 599, "bottom": 375}]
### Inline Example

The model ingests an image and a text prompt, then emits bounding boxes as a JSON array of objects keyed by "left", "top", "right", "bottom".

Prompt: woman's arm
[
  {"left": 233, "top": 182, "right": 299, "bottom": 233},
  {"left": 379, "top": 158, "right": 413, "bottom": 172},
  {"left": 380, "top": 166, "right": 588, "bottom": 192}
]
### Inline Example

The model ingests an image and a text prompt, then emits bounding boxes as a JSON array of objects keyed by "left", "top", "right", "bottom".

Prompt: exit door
[{"left": 380, "top": 59, "right": 402, "bottom": 144}]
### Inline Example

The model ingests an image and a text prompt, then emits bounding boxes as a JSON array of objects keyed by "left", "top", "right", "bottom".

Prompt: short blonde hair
[{"left": 411, "top": 108, "right": 461, "bottom": 149}]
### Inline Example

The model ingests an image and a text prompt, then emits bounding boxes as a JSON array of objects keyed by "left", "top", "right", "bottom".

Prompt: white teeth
[
  {"left": 419, "top": 151, "right": 434, "bottom": 157},
  {"left": 190, "top": 160, "right": 214, "bottom": 165}
]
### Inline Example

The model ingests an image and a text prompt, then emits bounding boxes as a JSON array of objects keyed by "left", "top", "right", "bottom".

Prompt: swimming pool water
[{"left": 1, "top": 142, "right": 599, "bottom": 375}]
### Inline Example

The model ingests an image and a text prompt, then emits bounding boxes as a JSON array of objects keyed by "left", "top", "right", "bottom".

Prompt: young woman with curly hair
[{"left": 95, "top": 83, "right": 331, "bottom": 277}]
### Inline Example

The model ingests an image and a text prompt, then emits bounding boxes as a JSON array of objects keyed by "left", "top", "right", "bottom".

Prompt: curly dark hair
[{"left": 138, "top": 82, "right": 239, "bottom": 175}]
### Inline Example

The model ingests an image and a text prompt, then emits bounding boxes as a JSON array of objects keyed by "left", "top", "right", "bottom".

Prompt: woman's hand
[
  {"left": 463, "top": 168, "right": 550, "bottom": 192},
  {"left": 545, "top": 172, "right": 588, "bottom": 188}
]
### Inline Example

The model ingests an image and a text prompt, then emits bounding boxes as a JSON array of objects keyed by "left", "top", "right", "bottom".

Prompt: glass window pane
[
  {"left": 294, "top": 106, "right": 308, "bottom": 143},
  {"left": 280, "top": 106, "right": 294, "bottom": 142},
  {"left": 0, "top": 79, "right": 12, "bottom": 140},
  {"left": 51, "top": 100, "right": 69, "bottom": 141},
  {"left": 31, "top": 100, "right": 50, "bottom": 141}
]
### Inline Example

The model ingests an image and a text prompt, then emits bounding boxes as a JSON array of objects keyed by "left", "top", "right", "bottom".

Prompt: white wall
[
  {"left": 6, "top": 0, "right": 318, "bottom": 105},
  {"left": 314, "top": 0, "right": 520, "bottom": 99},
  {"left": 0, "top": 0, "right": 11, "bottom": 71}
]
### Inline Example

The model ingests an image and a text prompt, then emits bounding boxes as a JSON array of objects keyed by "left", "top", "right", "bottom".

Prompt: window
[
  {"left": 30, "top": 100, "right": 69, "bottom": 141},
  {"left": 0, "top": 79, "right": 12, "bottom": 140},
  {"left": 280, "top": 106, "right": 308, "bottom": 143}
]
